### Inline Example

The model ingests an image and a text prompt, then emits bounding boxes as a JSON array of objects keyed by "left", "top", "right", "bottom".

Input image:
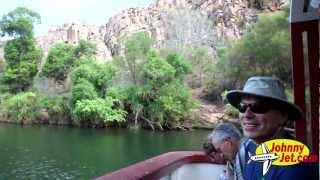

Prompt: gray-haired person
[{"left": 203, "top": 122, "right": 243, "bottom": 180}]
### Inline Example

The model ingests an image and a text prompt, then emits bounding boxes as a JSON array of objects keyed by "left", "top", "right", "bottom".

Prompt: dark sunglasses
[{"left": 238, "top": 102, "right": 271, "bottom": 114}]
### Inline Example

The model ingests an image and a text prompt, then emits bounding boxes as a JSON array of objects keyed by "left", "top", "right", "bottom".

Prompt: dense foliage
[
  {"left": 73, "top": 97, "right": 126, "bottom": 124},
  {"left": 0, "top": 7, "right": 40, "bottom": 38},
  {"left": 116, "top": 32, "right": 153, "bottom": 85},
  {"left": 41, "top": 40, "right": 97, "bottom": 81},
  {"left": 39, "top": 96, "right": 70, "bottom": 124},
  {"left": 41, "top": 43, "right": 75, "bottom": 81},
  {"left": 69, "top": 60, "right": 124, "bottom": 126},
  {"left": 71, "top": 60, "right": 116, "bottom": 96},
  {"left": 112, "top": 44, "right": 195, "bottom": 129},
  {"left": 1, "top": 92, "right": 40, "bottom": 123},
  {"left": 69, "top": 78, "right": 98, "bottom": 109},
  {"left": 214, "top": 10, "right": 291, "bottom": 91},
  {"left": 0, "top": 7, "right": 42, "bottom": 93}
]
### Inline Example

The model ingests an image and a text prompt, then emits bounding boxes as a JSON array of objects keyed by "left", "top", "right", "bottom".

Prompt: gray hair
[{"left": 207, "top": 122, "right": 242, "bottom": 144}]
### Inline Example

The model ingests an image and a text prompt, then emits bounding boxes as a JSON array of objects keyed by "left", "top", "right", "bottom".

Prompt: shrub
[
  {"left": 1, "top": 92, "right": 40, "bottom": 123},
  {"left": 71, "top": 61, "right": 115, "bottom": 95},
  {"left": 41, "top": 43, "right": 75, "bottom": 81},
  {"left": 69, "top": 79, "right": 98, "bottom": 109},
  {"left": 39, "top": 96, "right": 70, "bottom": 123},
  {"left": 73, "top": 97, "right": 126, "bottom": 123}
]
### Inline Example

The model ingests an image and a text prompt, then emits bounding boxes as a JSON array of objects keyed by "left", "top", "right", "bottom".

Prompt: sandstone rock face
[
  {"left": 103, "top": 0, "right": 258, "bottom": 56},
  {"left": 36, "top": 22, "right": 112, "bottom": 62},
  {"left": 37, "top": 0, "right": 286, "bottom": 61},
  {"left": 103, "top": 6, "right": 165, "bottom": 56}
]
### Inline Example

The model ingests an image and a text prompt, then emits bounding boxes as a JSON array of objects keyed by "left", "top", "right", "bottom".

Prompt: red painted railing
[{"left": 95, "top": 151, "right": 219, "bottom": 180}]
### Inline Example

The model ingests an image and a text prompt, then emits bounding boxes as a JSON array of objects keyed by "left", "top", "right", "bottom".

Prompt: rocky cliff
[
  {"left": 36, "top": 23, "right": 112, "bottom": 61},
  {"left": 36, "top": 0, "right": 287, "bottom": 61},
  {"left": 103, "top": 0, "right": 258, "bottom": 56}
]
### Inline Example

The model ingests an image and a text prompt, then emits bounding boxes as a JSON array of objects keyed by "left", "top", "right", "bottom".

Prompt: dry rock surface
[
  {"left": 36, "top": 23, "right": 112, "bottom": 62},
  {"left": 36, "top": 0, "right": 263, "bottom": 61}
]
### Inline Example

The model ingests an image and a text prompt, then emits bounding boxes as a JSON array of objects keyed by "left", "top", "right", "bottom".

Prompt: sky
[{"left": 0, "top": 0, "right": 154, "bottom": 36}]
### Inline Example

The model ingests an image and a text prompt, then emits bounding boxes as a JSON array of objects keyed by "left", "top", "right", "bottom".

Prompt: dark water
[{"left": 0, "top": 124, "right": 210, "bottom": 179}]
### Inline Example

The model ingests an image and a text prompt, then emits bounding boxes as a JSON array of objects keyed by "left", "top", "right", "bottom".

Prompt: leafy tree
[
  {"left": 143, "top": 51, "right": 176, "bottom": 87},
  {"left": 41, "top": 43, "right": 75, "bottom": 81},
  {"left": 73, "top": 40, "right": 96, "bottom": 59},
  {"left": 165, "top": 53, "right": 191, "bottom": 81},
  {"left": 69, "top": 58, "right": 119, "bottom": 125},
  {"left": 110, "top": 50, "right": 195, "bottom": 129},
  {"left": 71, "top": 61, "right": 116, "bottom": 96},
  {"left": 0, "top": 7, "right": 40, "bottom": 38},
  {"left": 187, "top": 48, "right": 214, "bottom": 87},
  {"left": 2, "top": 61, "right": 38, "bottom": 91},
  {"left": 156, "top": 81, "right": 196, "bottom": 123},
  {"left": 142, "top": 52, "right": 195, "bottom": 126},
  {"left": 42, "top": 40, "right": 98, "bottom": 82},
  {"left": 0, "top": 7, "right": 42, "bottom": 93},
  {"left": 216, "top": 10, "right": 291, "bottom": 88},
  {"left": 117, "top": 32, "right": 153, "bottom": 85}
]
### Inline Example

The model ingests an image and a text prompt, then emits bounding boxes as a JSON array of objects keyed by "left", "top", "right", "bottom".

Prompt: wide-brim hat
[{"left": 226, "top": 76, "right": 303, "bottom": 120}]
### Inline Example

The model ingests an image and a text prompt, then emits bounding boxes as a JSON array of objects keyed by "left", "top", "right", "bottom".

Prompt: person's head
[
  {"left": 204, "top": 122, "right": 242, "bottom": 161},
  {"left": 226, "top": 76, "right": 303, "bottom": 144}
]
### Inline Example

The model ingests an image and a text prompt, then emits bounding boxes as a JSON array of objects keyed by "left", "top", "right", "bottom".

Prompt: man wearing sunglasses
[{"left": 226, "top": 76, "right": 316, "bottom": 180}]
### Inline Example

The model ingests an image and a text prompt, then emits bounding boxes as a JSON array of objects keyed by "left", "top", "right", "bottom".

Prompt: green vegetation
[
  {"left": 69, "top": 61, "right": 120, "bottom": 127},
  {"left": 0, "top": 7, "right": 42, "bottom": 93},
  {"left": 187, "top": 48, "right": 214, "bottom": 88},
  {"left": 71, "top": 60, "right": 116, "bottom": 96},
  {"left": 111, "top": 35, "right": 196, "bottom": 130},
  {"left": 69, "top": 78, "right": 98, "bottom": 110},
  {"left": 211, "top": 10, "right": 291, "bottom": 97},
  {"left": 41, "top": 40, "right": 97, "bottom": 81},
  {"left": 41, "top": 43, "right": 75, "bottom": 81},
  {"left": 0, "top": 7, "right": 293, "bottom": 130},
  {"left": 1, "top": 92, "right": 40, "bottom": 123},
  {"left": 38, "top": 96, "right": 70, "bottom": 124},
  {"left": 73, "top": 97, "right": 126, "bottom": 125},
  {"left": 0, "top": 7, "right": 40, "bottom": 37},
  {"left": 116, "top": 32, "right": 153, "bottom": 85}
]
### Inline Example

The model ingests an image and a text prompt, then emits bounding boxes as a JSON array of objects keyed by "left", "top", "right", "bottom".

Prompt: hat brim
[{"left": 226, "top": 90, "right": 304, "bottom": 121}]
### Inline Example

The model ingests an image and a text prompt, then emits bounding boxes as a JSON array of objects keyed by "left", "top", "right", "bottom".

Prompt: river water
[{"left": 0, "top": 124, "right": 211, "bottom": 179}]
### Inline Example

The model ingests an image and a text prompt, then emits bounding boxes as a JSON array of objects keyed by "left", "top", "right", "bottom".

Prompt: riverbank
[
  {"left": 0, "top": 99, "right": 238, "bottom": 131},
  {"left": 0, "top": 87, "right": 238, "bottom": 130}
]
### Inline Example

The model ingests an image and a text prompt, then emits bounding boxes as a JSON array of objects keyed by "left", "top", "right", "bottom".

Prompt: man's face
[
  {"left": 208, "top": 150, "right": 227, "bottom": 164},
  {"left": 239, "top": 96, "right": 287, "bottom": 143},
  {"left": 212, "top": 139, "right": 237, "bottom": 161}
]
